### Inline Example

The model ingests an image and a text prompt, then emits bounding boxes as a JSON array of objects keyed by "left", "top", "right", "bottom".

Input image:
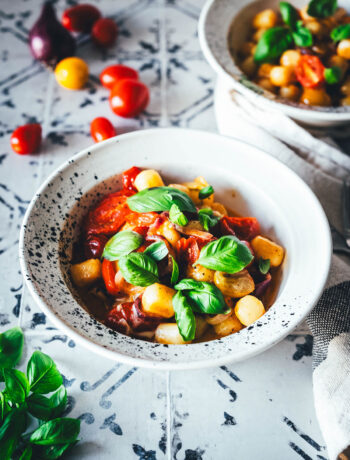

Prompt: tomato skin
[
  {"left": 295, "top": 55, "right": 325, "bottom": 88},
  {"left": 55, "top": 57, "right": 89, "bottom": 90},
  {"left": 100, "top": 65, "right": 139, "bottom": 90},
  {"left": 10, "top": 124, "right": 42, "bottom": 155},
  {"left": 122, "top": 166, "right": 141, "bottom": 190},
  {"left": 102, "top": 259, "right": 119, "bottom": 295},
  {"left": 90, "top": 117, "right": 116, "bottom": 143},
  {"left": 92, "top": 18, "right": 118, "bottom": 47},
  {"left": 62, "top": 4, "right": 101, "bottom": 33},
  {"left": 109, "top": 79, "right": 150, "bottom": 118},
  {"left": 220, "top": 217, "right": 260, "bottom": 241},
  {"left": 176, "top": 237, "right": 200, "bottom": 265}
]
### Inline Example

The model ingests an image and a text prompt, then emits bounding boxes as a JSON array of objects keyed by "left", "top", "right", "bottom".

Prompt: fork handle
[{"left": 342, "top": 178, "right": 350, "bottom": 241}]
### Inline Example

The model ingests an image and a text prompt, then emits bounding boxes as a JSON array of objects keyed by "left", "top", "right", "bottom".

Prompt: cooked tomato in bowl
[{"left": 70, "top": 166, "right": 284, "bottom": 345}]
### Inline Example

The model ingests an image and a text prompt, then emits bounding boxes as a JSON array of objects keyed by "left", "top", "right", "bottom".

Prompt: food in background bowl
[
  {"left": 70, "top": 166, "right": 284, "bottom": 345},
  {"left": 236, "top": 0, "right": 350, "bottom": 106}
]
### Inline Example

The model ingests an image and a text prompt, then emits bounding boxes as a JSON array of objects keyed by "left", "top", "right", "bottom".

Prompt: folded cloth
[{"left": 216, "top": 79, "right": 350, "bottom": 460}]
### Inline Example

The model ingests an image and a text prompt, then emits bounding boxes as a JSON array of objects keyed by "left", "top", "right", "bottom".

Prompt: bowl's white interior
[{"left": 20, "top": 129, "right": 331, "bottom": 370}]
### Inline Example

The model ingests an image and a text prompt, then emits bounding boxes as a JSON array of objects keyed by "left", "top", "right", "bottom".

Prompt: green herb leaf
[
  {"left": 307, "top": 0, "right": 337, "bottom": 18},
  {"left": 27, "top": 386, "right": 67, "bottom": 421},
  {"left": 170, "top": 255, "right": 179, "bottom": 285},
  {"left": 144, "top": 241, "right": 168, "bottom": 261},
  {"left": 27, "top": 351, "right": 63, "bottom": 394},
  {"left": 175, "top": 279, "right": 202, "bottom": 291},
  {"left": 254, "top": 27, "right": 293, "bottom": 63},
  {"left": 292, "top": 21, "right": 313, "bottom": 46},
  {"left": 0, "top": 407, "right": 27, "bottom": 460},
  {"left": 127, "top": 186, "right": 197, "bottom": 213},
  {"left": 102, "top": 231, "right": 143, "bottom": 261},
  {"left": 331, "top": 23, "right": 350, "bottom": 41},
  {"left": 324, "top": 66, "right": 342, "bottom": 84},
  {"left": 3, "top": 369, "right": 29, "bottom": 404},
  {"left": 196, "top": 236, "right": 253, "bottom": 273},
  {"left": 0, "top": 392, "right": 10, "bottom": 424},
  {"left": 118, "top": 253, "right": 159, "bottom": 287},
  {"left": 198, "top": 185, "right": 214, "bottom": 200},
  {"left": 198, "top": 208, "right": 219, "bottom": 231},
  {"left": 30, "top": 418, "right": 80, "bottom": 446},
  {"left": 0, "top": 327, "right": 24, "bottom": 370},
  {"left": 259, "top": 258, "right": 271, "bottom": 275},
  {"left": 169, "top": 203, "right": 188, "bottom": 226},
  {"left": 280, "top": 1, "right": 299, "bottom": 28},
  {"left": 37, "top": 441, "right": 78, "bottom": 460},
  {"left": 19, "top": 444, "right": 32, "bottom": 460},
  {"left": 172, "top": 291, "right": 196, "bottom": 341},
  {"left": 174, "top": 279, "right": 227, "bottom": 314}
]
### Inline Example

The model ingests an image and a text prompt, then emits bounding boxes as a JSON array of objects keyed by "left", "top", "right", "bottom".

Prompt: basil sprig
[
  {"left": 292, "top": 20, "right": 313, "bottom": 47},
  {"left": 280, "top": 1, "right": 298, "bottom": 28},
  {"left": 0, "top": 327, "right": 24, "bottom": 370},
  {"left": 198, "top": 208, "right": 219, "bottom": 231},
  {"left": 254, "top": 27, "right": 293, "bottom": 63},
  {"left": 198, "top": 185, "right": 214, "bottom": 200},
  {"left": 173, "top": 291, "right": 196, "bottom": 341},
  {"left": 324, "top": 66, "right": 342, "bottom": 84},
  {"left": 258, "top": 258, "right": 271, "bottom": 275},
  {"left": 102, "top": 230, "right": 143, "bottom": 261},
  {"left": 196, "top": 236, "right": 253, "bottom": 274},
  {"left": 144, "top": 240, "right": 168, "bottom": 261},
  {"left": 118, "top": 252, "right": 159, "bottom": 286},
  {"left": 307, "top": 0, "right": 337, "bottom": 18},
  {"left": 169, "top": 203, "right": 188, "bottom": 226},
  {"left": 127, "top": 186, "right": 197, "bottom": 213},
  {"left": 27, "top": 351, "right": 63, "bottom": 394},
  {"left": 175, "top": 279, "right": 228, "bottom": 314},
  {"left": 331, "top": 24, "right": 350, "bottom": 42}
]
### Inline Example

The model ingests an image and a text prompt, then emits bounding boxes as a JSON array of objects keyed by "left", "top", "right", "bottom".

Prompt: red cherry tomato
[
  {"left": 10, "top": 124, "right": 42, "bottom": 155},
  {"left": 109, "top": 79, "right": 150, "bottom": 118},
  {"left": 84, "top": 234, "right": 108, "bottom": 259},
  {"left": 92, "top": 18, "right": 118, "bottom": 47},
  {"left": 295, "top": 55, "right": 325, "bottom": 88},
  {"left": 100, "top": 65, "right": 139, "bottom": 90},
  {"left": 220, "top": 217, "right": 260, "bottom": 241},
  {"left": 90, "top": 117, "right": 116, "bottom": 143},
  {"left": 62, "top": 4, "right": 101, "bottom": 33},
  {"left": 102, "top": 259, "right": 119, "bottom": 295},
  {"left": 122, "top": 166, "right": 141, "bottom": 190}
]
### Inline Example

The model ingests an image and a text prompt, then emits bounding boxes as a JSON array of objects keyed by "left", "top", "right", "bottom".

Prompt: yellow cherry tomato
[{"left": 54, "top": 57, "right": 89, "bottom": 90}]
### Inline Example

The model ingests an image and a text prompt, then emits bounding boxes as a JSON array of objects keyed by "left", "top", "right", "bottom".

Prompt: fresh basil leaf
[
  {"left": 127, "top": 186, "right": 197, "bottom": 213},
  {"left": 173, "top": 291, "right": 196, "bottom": 341},
  {"left": 292, "top": 21, "right": 313, "bottom": 46},
  {"left": 196, "top": 236, "right": 253, "bottom": 273},
  {"left": 102, "top": 231, "right": 143, "bottom": 261},
  {"left": 307, "top": 0, "right": 337, "bottom": 18},
  {"left": 0, "top": 392, "right": 11, "bottom": 425},
  {"left": 3, "top": 369, "right": 29, "bottom": 404},
  {"left": 174, "top": 279, "right": 202, "bottom": 291},
  {"left": 36, "top": 441, "right": 78, "bottom": 460},
  {"left": 198, "top": 208, "right": 219, "bottom": 231},
  {"left": 254, "top": 27, "right": 293, "bottom": 63},
  {"left": 169, "top": 203, "right": 188, "bottom": 226},
  {"left": 259, "top": 258, "right": 271, "bottom": 275},
  {"left": 19, "top": 444, "right": 32, "bottom": 460},
  {"left": 27, "top": 386, "right": 67, "bottom": 421},
  {"left": 331, "top": 23, "right": 350, "bottom": 41},
  {"left": 144, "top": 241, "right": 168, "bottom": 262},
  {"left": 30, "top": 418, "right": 80, "bottom": 446},
  {"left": 27, "top": 351, "right": 63, "bottom": 394},
  {"left": 170, "top": 255, "right": 179, "bottom": 285},
  {"left": 0, "top": 327, "right": 24, "bottom": 370},
  {"left": 198, "top": 185, "right": 214, "bottom": 200},
  {"left": 324, "top": 66, "right": 342, "bottom": 84},
  {"left": 280, "top": 2, "right": 298, "bottom": 28},
  {"left": 0, "top": 407, "right": 27, "bottom": 460},
  {"left": 118, "top": 253, "right": 159, "bottom": 287},
  {"left": 179, "top": 280, "right": 227, "bottom": 314}
]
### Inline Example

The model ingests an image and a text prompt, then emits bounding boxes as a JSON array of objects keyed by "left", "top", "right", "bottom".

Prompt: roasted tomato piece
[
  {"left": 102, "top": 259, "right": 119, "bottom": 295},
  {"left": 124, "top": 211, "right": 159, "bottom": 229},
  {"left": 220, "top": 217, "right": 260, "bottom": 241},
  {"left": 176, "top": 237, "right": 200, "bottom": 265},
  {"left": 122, "top": 166, "right": 141, "bottom": 191},
  {"left": 84, "top": 234, "right": 108, "bottom": 259},
  {"left": 86, "top": 189, "right": 134, "bottom": 235},
  {"left": 295, "top": 55, "right": 325, "bottom": 88}
]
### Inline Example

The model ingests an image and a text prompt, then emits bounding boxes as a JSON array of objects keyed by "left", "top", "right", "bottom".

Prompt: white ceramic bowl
[
  {"left": 19, "top": 128, "right": 331, "bottom": 370},
  {"left": 198, "top": 0, "right": 350, "bottom": 127}
]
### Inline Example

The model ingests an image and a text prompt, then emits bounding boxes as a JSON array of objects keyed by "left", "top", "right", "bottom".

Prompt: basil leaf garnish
[
  {"left": 170, "top": 255, "right": 179, "bottom": 285},
  {"left": 3, "top": 369, "right": 29, "bottom": 404},
  {"left": 173, "top": 291, "right": 196, "bottom": 341},
  {"left": 331, "top": 23, "right": 350, "bottom": 41},
  {"left": 196, "top": 236, "right": 253, "bottom": 273},
  {"left": 0, "top": 407, "right": 27, "bottom": 459},
  {"left": 198, "top": 208, "right": 219, "bottom": 231},
  {"left": 175, "top": 279, "right": 227, "bottom": 314},
  {"left": 30, "top": 417, "right": 81, "bottom": 445},
  {"left": 102, "top": 231, "right": 143, "bottom": 261},
  {"left": 258, "top": 258, "right": 271, "bottom": 275},
  {"left": 169, "top": 203, "right": 188, "bottom": 226},
  {"left": 307, "top": 0, "right": 337, "bottom": 18},
  {"left": 324, "top": 66, "right": 342, "bottom": 84},
  {"left": 27, "top": 386, "right": 67, "bottom": 421},
  {"left": 280, "top": 1, "right": 298, "bottom": 28},
  {"left": 198, "top": 185, "right": 214, "bottom": 199},
  {"left": 27, "top": 351, "right": 63, "bottom": 394},
  {"left": 292, "top": 21, "right": 313, "bottom": 47},
  {"left": 127, "top": 186, "right": 197, "bottom": 213},
  {"left": 254, "top": 27, "right": 293, "bottom": 63},
  {"left": 118, "top": 253, "right": 159, "bottom": 286},
  {"left": 144, "top": 241, "right": 168, "bottom": 261},
  {"left": 174, "top": 279, "right": 202, "bottom": 291},
  {"left": 0, "top": 327, "right": 24, "bottom": 370}
]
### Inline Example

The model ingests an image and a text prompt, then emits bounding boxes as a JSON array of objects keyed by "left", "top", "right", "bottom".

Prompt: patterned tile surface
[{"left": 0, "top": 0, "right": 326, "bottom": 458}]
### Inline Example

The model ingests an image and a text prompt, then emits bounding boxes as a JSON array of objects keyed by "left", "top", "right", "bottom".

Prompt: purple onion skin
[{"left": 29, "top": 2, "right": 76, "bottom": 67}]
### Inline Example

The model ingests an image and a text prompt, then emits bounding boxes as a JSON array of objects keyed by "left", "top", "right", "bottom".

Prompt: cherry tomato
[
  {"left": 92, "top": 18, "right": 118, "bottom": 47},
  {"left": 84, "top": 234, "right": 108, "bottom": 259},
  {"left": 176, "top": 237, "right": 200, "bottom": 265},
  {"left": 102, "top": 259, "right": 119, "bottom": 295},
  {"left": 90, "top": 117, "right": 116, "bottom": 143},
  {"left": 62, "top": 4, "right": 101, "bottom": 33},
  {"left": 109, "top": 79, "right": 150, "bottom": 118},
  {"left": 55, "top": 57, "right": 89, "bottom": 90},
  {"left": 100, "top": 65, "right": 139, "bottom": 90},
  {"left": 295, "top": 55, "right": 325, "bottom": 88},
  {"left": 122, "top": 166, "right": 141, "bottom": 190},
  {"left": 220, "top": 217, "right": 260, "bottom": 241},
  {"left": 10, "top": 124, "right": 42, "bottom": 155}
]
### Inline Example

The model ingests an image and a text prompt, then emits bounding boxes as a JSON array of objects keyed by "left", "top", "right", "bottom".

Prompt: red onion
[{"left": 29, "top": 2, "right": 76, "bottom": 67}]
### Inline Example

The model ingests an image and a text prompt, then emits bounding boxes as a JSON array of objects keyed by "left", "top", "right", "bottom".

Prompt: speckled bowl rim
[
  {"left": 198, "top": 0, "right": 350, "bottom": 120},
  {"left": 19, "top": 128, "right": 332, "bottom": 370}
]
